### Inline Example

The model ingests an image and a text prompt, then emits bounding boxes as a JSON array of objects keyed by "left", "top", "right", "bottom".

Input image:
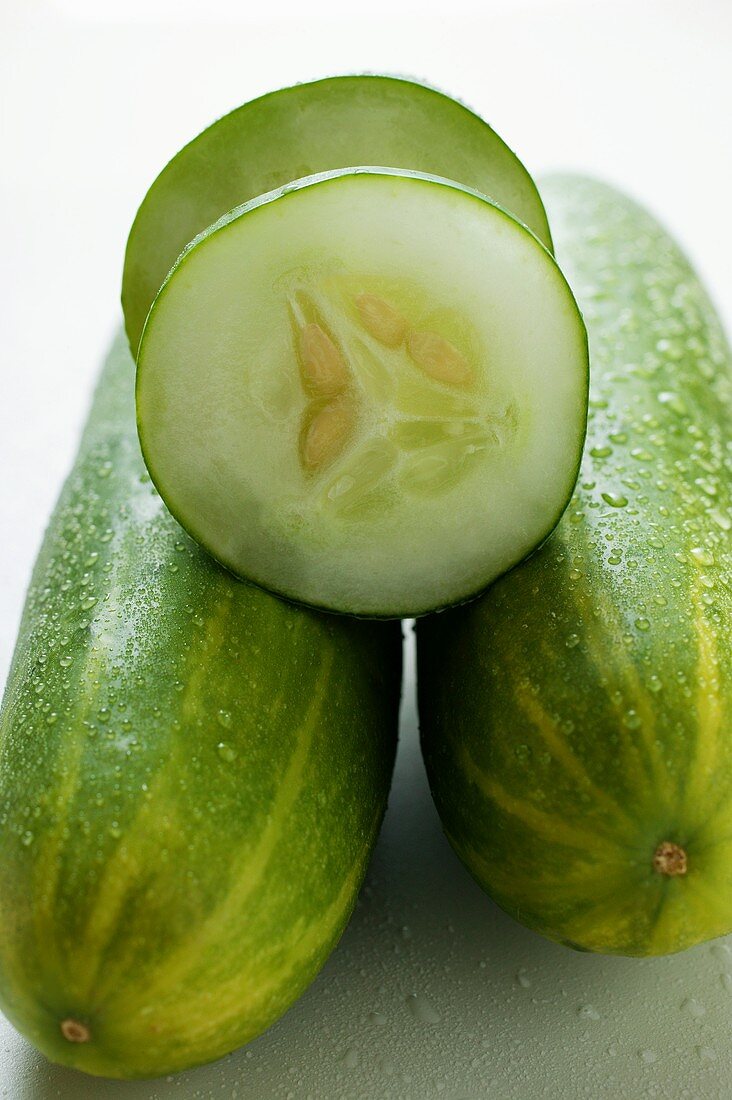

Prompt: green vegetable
[
  {"left": 418, "top": 175, "right": 732, "bottom": 957},
  {"left": 0, "top": 335, "right": 401, "bottom": 1078},
  {"left": 122, "top": 74, "right": 552, "bottom": 353},
  {"left": 136, "top": 167, "right": 587, "bottom": 619}
]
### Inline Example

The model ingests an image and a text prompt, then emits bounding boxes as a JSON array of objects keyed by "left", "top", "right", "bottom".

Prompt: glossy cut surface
[{"left": 136, "top": 168, "right": 587, "bottom": 618}]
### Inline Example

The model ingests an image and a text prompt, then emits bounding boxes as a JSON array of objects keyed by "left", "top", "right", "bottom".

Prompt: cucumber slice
[
  {"left": 122, "top": 74, "right": 552, "bottom": 353},
  {"left": 136, "top": 168, "right": 588, "bottom": 618}
]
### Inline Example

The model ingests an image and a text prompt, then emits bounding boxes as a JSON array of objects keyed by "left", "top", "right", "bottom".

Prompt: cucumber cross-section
[{"left": 136, "top": 168, "right": 588, "bottom": 617}]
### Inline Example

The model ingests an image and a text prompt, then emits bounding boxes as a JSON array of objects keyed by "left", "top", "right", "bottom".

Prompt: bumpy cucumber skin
[
  {"left": 122, "top": 74, "right": 552, "bottom": 353},
  {"left": 0, "top": 335, "right": 401, "bottom": 1078},
  {"left": 418, "top": 176, "right": 732, "bottom": 957}
]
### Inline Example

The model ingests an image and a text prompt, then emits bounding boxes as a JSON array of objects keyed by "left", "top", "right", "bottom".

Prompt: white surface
[{"left": 1, "top": 2, "right": 731, "bottom": 1096}]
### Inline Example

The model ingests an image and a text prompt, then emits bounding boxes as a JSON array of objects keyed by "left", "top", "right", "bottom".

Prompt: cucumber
[
  {"left": 122, "top": 74, "right": 552, "bottom": 353},
  {"left": 417, "top": 175, "right": 732, "bottom": 957},
  {"left": 0, "top": 334, "right": 401, "bottom": 1078},
  {"left": 136, "top": 167, "right": 587, "bottom": 620}
]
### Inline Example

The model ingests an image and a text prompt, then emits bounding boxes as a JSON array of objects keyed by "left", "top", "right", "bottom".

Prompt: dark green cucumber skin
[
  {"left": 418, "top": 175, "right": 732, "bottom": 957},
  {"left": 122, "top": 74, "right": 551, "bottom": 353},
  {"left": 0, "top": 334, "right": 401, "bottom": 1078}
]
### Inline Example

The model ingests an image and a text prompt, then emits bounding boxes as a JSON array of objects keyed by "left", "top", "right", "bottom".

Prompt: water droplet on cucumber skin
[
  {"left": 682, "top": 997, "right": 706, "bottom": 1018},
  {"left": 709, "top": 509, "right": 731, "bottom": 532},
  {"left": 601, "top": 492, "right": 628, "bottom": 508},
  {"left": 690, "top": 546, "right": 714, "bottom": 566},
  {"left": 405, "top": 993, "right": 441, "bottom": 1025}
]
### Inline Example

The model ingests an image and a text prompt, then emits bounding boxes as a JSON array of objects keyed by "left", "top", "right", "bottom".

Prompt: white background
[{"left": 1, "top": 2, "right": 731, "bottom": 1097}]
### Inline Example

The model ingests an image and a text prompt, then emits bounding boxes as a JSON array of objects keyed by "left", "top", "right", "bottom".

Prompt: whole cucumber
[
  {"left": 418, "top": 175, "right": 732, "bottom": 956},
  {"left": 0, "top": 335, "right": 401, "bottom": 1077}
]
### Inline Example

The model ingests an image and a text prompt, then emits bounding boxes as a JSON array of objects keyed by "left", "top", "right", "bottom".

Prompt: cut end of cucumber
[{"left": 137, "top": 169, "right": 588, "bottom": 617}]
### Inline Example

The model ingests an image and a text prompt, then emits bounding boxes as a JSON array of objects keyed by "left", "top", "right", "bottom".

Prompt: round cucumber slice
[
  {"left": 123, "top": 74, "right": 552, "bottom": 354},
  {"left": 136, "top": 168, "right": 588, "bottom": 618}
]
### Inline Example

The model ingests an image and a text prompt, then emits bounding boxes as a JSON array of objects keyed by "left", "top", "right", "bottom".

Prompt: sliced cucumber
[
  {"left": 137, "top": 168, "right": 588, "bottom": 618},
  {"left": 122, "top": 74, "right": 552, "bottom": 353}
]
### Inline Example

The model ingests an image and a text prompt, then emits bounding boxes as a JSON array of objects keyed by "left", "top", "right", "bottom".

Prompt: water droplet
[
  {"left": 368, "top": 1011, "right": 387, "bottom": 1026},
  {"left": 341, "top": 1047, "right": 359, "bottom": 1069},
  {"left": 634, "top": 618, "right": 650, "bottom": 632},
  {"left": 682, "top": 997, "right": 706, "bottom": 1018},
  {"left": 709, "top": 509, "right": 731, "bottom": 532},
  {"left": 21, "top": 831, "right": 34, "bottom": 847},
  {"left": 590, "top": 445, "right": 613, "bottom": 459},
  {"left": 658, "top": 391, "right": 688, "bottom": 416},
  {"left": 695, "top": 478, "right": 717, "bottom": 498},
  {"left": 690, "top": 547, "right": 714, "bottom": 567},
  {"left": 406, "top": 993, "right": 441, "bottom": 1025},
  {"left": 217, "top": 710, "right": 233, "bottom": 729},
  {"left": 59, "top": 655, "right": 73, "bottom": 669},
  {"left": 623, "top": 710, "right": 642, "bottom": 730},
  {"left": 79, "top": 596, "right": 97, "bottom": 611},
  {"left": 601, "top": 491, "right": 628, "bottom": 508},
  {"left": 516, "top": 969, "right": 531, "bottom": 988},
  {"left": 578, "top": 1004, "right": 600, "bottom": 1020},
  {"left": 566, "top": 633, "right": 580, "bottom": 649},
  {"left": 217, "top": 742, "right": 237, "bottom": 763}
]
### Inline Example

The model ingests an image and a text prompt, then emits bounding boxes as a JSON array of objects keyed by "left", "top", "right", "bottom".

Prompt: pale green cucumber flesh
[
  {"left": 418, "top": 175, "right": 732, "bottom": 957},
  {"left": 122, "top": 74, "right": 552, "bottom": 353},
  {"left": 136, "top": 168, "right": 588, "bottom": 619},
  {"left": 0, "top": 334, "right": 401, "bottom": 1078}
]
